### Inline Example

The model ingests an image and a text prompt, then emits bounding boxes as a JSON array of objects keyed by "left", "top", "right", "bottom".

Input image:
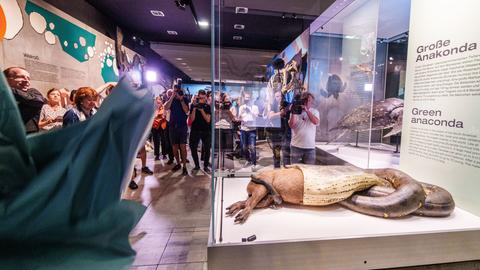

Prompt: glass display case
[{"left": 208, "top": 0, "right": 480, "bottom": 269}]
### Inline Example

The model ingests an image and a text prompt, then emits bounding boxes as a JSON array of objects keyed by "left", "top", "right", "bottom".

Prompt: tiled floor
[
  {"left": 124, "top": 153, "right": 211, "bottom": 270},
  {"left": 125, "top": 148, "right": 480, "bottom": 270}
]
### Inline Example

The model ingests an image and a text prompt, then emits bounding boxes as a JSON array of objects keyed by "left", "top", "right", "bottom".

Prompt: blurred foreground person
[{"left": 0, "top": 75, "right": 154, "bottom": 269}]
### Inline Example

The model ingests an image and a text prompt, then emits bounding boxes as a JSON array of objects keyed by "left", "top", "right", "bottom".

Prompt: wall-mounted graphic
[
  {"left": 25, "top": 0, "right": 96, "bottom": 62},
  {"left": 98, "top": 41, "right": 118, "bottom": 83},
  {"left": 0, "top": 0, "right": 24, "bottom": 40}
]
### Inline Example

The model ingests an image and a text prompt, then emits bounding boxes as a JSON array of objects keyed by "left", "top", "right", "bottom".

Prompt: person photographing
[
  {"left": 188, "top": 90, "right": 212, "bottom": 173},
  {"left": 288, "top": 92, "right": 319, "bottom": 164},
  {"left": 164, "top": 83, "right": 190, "bottom": 175},
  {"left": 238, "top": 91, "right": 260, "bottom": 170}
]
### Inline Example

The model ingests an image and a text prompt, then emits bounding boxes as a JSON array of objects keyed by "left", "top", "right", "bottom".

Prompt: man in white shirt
[
  {"left": 288, "top": 92, "right": 319, "bottom": 164},
  {"left": 239, "top": 91, "right": 260, "bottom": 170}
]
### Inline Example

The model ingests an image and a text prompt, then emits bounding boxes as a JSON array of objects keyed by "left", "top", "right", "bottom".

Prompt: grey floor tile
[
  {"left": 159, "top": 231, "right": 208, "bottom": 264},
  {"left": 173, "top": 227, "right": 196, "bottom": 233},
  {"left": 131, "top": 232, "right": 171, "bottom": 266},
  {"left": 156, "top": 262, "right": 207, "bottom": 270},
  {"left": 129, "top": 265, "right": 158, "bottom": 270},
  {"left": 131, "top": 207, "right": 177, "bottom": 234},
  {"left": 194, "top": 227, "right": 210, "bottom": 232}
]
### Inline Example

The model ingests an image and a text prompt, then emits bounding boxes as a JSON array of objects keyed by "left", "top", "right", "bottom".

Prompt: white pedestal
[
  {"left": 317, "top": 143, "right": 401, "bottom": 168},
  {"left": 208, "top": 177, "right": 480, "bottom": 270}
]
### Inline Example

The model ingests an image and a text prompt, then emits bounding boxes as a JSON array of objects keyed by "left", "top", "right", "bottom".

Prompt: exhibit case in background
[{"left": 208, "top": 0, "right": 480, "bottom": 269}]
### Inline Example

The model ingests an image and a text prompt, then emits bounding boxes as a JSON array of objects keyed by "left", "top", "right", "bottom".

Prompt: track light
[{"left": 174, "top": 0, "right": 189, "bottom": 10}]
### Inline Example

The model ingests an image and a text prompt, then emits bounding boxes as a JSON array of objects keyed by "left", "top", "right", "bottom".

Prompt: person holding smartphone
[{"left": 39, "top": 88, "right": 66, "bottom": 131}]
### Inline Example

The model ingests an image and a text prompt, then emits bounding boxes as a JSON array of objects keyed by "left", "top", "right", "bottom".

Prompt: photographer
[
  {"left": 288, "top": 92, "right": 319, "bottom": 165},
  {"left": 188, "top": 90, "right": 211, "bottom": 173},
  {"left": 239, "top": 91, "right": 260, "bottom": 170},
  {"left": 214, "top": 93, "right": 237, "bottom": 169},
  {"left": 267, "top": 91, "right": 291, "bottom": 168},
  {"left": 164, "top": 84, "right": 190, "bottom": 175}
]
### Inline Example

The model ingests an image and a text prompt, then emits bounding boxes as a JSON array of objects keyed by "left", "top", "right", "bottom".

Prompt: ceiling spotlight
[
  {"left": 198, "top": 20, "right": 209, "bottom": 28},
  {"left": 281, "top": 13, "right": 286, "bottom": 19},
  {"left": 175, "top": 0, "right": 189, "bottom": 10},
  {"left": 292, "top": 13, "right": 297, "bottom": 19},
  {"left": 150, "top": 10, "right": 165, "bottom": 17},
  {"left": 233, "top": 35, "right": 243, "bottom": 41},
  {"left": 235, "top": 7, "right": 248, "bottom": 14},
  {"left": 146, "top": 70, "right": 157, "bottom": 82},
  {"left": 132, "top": 36, "right": 137, "bottom": 40},
  {"left": 234, "top": 24, "right": 245, "bottom": 30},
  {"left": 181, "top": 62, "right": 188, "bottom": 65},
  {"left": 175, "top": 58, "right": 183, "bottom": 61},
  {"left": 167, "top": 30, "right": 178, "bottom": 35}
]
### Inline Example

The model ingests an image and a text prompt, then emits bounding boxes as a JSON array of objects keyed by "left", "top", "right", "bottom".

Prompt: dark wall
[
  {"left": 44, "top": 0, "right": 190, "bottom": 82},
  {"left": 44, "top": 0, "right": 115, "bottom": 38}
]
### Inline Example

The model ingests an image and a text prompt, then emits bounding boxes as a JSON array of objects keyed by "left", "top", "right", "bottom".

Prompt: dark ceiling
[{"left": 86, "top": 0, "right": 333, "bottom": 51}]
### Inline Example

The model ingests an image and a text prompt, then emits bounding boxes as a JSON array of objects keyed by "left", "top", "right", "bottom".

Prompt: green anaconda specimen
[{"left": 226, "top": 165, "right": 454, "bottom": 223}]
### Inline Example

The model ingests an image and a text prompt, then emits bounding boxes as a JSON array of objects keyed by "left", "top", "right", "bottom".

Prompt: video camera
[
  {"left": 215, "top": 100, "right": 232, "bottom": 111},
  {"left": 291, "top": 93, "right": 305, "bottom": 114},
  {"left": 173, "top": 78, "right": 184, "bottom": 96}
]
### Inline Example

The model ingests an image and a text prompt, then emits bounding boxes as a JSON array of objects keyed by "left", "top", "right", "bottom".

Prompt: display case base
[
  {"left": 208, "top": 177, "right": 480, "bottom": 270},
  {"left": 316, "top": 143, "right": 400, "bottom": 168}
]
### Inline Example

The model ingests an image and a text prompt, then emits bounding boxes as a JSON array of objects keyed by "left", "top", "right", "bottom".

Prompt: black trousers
[
  {"left": 164, "top": 125, "right": 174, "bottom": 161},
  {"left": 189, "top": 130, "right": 211, "bottom": 168},
  {"left": 268, "top": 128, "right": 291, "bottom": 168},
  {"left": 152, "top": 128, "right": 170, "bottom": 158}
]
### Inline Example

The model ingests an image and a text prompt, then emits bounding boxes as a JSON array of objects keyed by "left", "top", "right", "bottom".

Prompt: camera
[
  {"left": 291, "top": 94, "right": 305, "bottom": 114},
  {"left": 173, "top": 78, "right": 184, "bottom": 96},
  {"left": 193, "top": 101, "right": 207, "bottom": 109},
  {"left": 215, "top": 100, "right": 232, "bottom": 110}
]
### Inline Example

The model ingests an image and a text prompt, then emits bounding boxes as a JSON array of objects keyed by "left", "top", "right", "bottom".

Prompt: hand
[{"left": 280, "top": 108, "right": 286, "bottom": 117}]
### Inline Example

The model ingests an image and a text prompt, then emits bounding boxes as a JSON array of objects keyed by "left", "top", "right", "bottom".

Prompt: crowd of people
[
  {"left": 5, "top": 65, "right": 320, "bottom": 190},
  {"left": 150, "top": 81, "right": 320, "bottom": 175},
  {"left": 4, "top": 66, "right": 152, "bottom": 190}
]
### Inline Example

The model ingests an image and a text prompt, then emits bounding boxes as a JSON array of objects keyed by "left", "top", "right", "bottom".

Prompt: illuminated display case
[{"left": 207, "top": 0, "right": 480, "bottom": 269}]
